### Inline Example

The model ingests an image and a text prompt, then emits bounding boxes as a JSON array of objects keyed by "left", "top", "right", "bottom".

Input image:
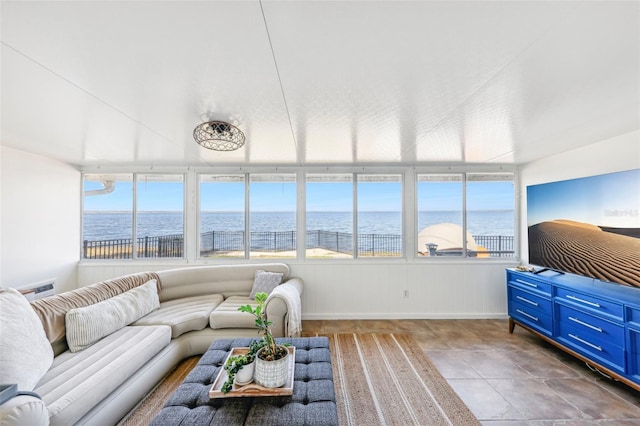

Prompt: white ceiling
[{"left": 1, "top": 0, "right": 638, "bottom": 169}]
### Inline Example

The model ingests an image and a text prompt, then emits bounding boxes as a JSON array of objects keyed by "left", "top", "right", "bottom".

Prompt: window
[
  {"left": 199, "top": 175, "right": 246, "bottom": 258},
  {"left": 198, "top": 173, "right": 297, "bottom": 259},
  {"left": 83, "top": 168, "right": 515, "bottom": 261},
  {"left": 136, "top": 174, "right": 184, "bottom": 258},
  {"left": 466, "top": 173, "right": 515, "bottom": 257},
  {"left": 82, "top": 173, "right": 185, "bottom": 259},
  {"left": 417, "top": 174, "right": 464, "bottom": 256},
  {"left": 249, "top": 174, "right": 297, "bottom": 259},
  {"left": 416, "top": 173, "right": 515, "bottom": 258},
  {"left": 357, "top": 174, "right": 403, "bottom": 257},
  {"left": 306, "top": 174, "right": 354, "bottom": 259},
  {"left": 305, "top": 173, "right": 403, "bottom": 259}
]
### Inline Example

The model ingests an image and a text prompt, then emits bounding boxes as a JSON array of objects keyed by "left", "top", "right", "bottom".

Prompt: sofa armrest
[
  {"left": 0, "top": 394, "right": 49, "bottom": 426},
  {"left": 265, "top": 277, "right": 304, "bottom": 337}
]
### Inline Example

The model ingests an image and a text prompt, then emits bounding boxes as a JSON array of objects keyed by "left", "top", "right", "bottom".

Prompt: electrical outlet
[{"left": 403, "top": 290, "right": 409, "bottom": 298}]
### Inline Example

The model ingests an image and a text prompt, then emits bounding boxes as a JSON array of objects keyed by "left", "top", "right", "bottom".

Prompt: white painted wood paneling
[{"left": 77, "top": 260, "right": 516, "bottom": 318}]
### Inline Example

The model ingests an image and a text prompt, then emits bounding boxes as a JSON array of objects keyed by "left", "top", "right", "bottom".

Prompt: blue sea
[{"left": 82, "top": 211, "right": 514, "bottom": 241}]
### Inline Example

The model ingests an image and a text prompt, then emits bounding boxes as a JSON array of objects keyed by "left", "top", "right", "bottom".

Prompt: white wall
[
  {"left": 519, "top": 130, "right": 640, "bottom": 263},
  {"left": 77, "top": 258, "right": 516, "bottom": 319},
  {"left": 1, "top": 146, "right": 80, "bottom": 292}
]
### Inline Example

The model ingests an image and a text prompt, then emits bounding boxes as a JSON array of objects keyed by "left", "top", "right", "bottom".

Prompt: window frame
[
  {"left": 80, "top": 166, "right": 517, "bottom": 263},
  {"left": 81, "top": 172, "right": 187, "bottom": 261},
  {"left": 415, "top": 170, "right": 516, "bottom": 260}
]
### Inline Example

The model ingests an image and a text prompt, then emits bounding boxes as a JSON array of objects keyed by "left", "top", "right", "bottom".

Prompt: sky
[
  {"left": 527, "top": 169, "right": 640, "bottom": 227},
  {"left": 83, "top": 179, "right": 515, "bottom": 212}
]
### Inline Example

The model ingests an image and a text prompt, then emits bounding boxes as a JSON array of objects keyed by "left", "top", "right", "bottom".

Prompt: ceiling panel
[{"left": 1, "top": 0, "right": 638, "bottom": 168}]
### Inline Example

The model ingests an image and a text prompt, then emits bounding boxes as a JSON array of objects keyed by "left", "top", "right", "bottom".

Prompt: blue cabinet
[{"left": 507, "top": 269, "right": 640, "bottom": 391}]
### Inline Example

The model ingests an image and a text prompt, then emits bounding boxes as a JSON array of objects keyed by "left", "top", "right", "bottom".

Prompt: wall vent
[{"left": 19, "top": 279, "right": 55, "bottom": 301}]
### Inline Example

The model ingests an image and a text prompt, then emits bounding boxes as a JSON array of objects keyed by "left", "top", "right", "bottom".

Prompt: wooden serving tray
[{"left": 209, "top": 346, "right": 296, "bottom": 399}]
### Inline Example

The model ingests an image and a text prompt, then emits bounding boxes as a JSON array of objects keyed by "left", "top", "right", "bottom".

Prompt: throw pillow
[
  {"left": 66, "top": 279, "right": 160, "bottom": 352},
  {"left": 0, "top": 289, "right": 54, "bottom": 391},
  {"left": 249, "top": 270, "right": 283, "bottom": 299}
]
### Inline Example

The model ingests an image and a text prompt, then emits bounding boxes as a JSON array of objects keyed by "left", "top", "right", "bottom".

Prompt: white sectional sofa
[{"left": 0, "top": 263, "right": 303, "bottom": 426}]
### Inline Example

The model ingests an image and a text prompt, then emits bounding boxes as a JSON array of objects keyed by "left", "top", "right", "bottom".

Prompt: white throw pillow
[
  {"left": 66, "top": 279, "right": 160, "bottom": 352},
  {"left": 0, "top": 289, "right": 54, "bottom": 391},
  {"left": 249, "top": 270, "right": 283, "bottom": 299}
]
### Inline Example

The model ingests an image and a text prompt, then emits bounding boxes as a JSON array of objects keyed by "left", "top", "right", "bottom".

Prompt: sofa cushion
[
  {"left": 66, "top": 279, "right": 160, "bottom": 352},
  {"left": 0, "top": 289, "right": 54, "bottom": 391},
  {"left": 30, "top": 272, "right": 160, "bottom": 351},
  {"left": 249, "top": 270, "right": 283, "bottom": 299},
  {"left": 133, "top": 294, "right": 224, "bottom": 337},
  {"left": 209, "top": 296, "right": 260, "bottom": 330},
  {"left": 35, "top": 325, "right": 171, "bottom": 426}
]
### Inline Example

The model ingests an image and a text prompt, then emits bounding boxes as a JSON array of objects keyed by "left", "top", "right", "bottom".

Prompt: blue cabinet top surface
[{"left": 507, "top": 269, "right": 640, "bottom": 308}]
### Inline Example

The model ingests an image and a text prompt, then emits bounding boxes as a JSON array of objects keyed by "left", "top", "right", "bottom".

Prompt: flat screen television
[{"left": 526, "top": 168, "right": 640, "bottom": 288}]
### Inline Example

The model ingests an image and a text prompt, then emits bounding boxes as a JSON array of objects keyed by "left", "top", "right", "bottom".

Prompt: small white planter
[
  {"left": 254, "top": 346, "right": 289, "bottom": 388},
  {"left": 234, "top": 360, "right": 255, "bottom": 386}
]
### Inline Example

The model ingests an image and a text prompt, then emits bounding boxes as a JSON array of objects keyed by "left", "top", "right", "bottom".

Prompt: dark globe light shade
[{"left": 193, "top": 121, "right": 245, "bottom": 151}]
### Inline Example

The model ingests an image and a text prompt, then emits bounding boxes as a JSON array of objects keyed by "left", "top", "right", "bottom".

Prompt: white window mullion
[
  {"left": 353, "top": 172, "right": 358, "bottom": 258},
  {"left": 132, "top": 173, "right": 138, "bottom": 259},
  {"left": 405, "top": 168, "right": 415, "bottom": 259},
  {"left": 297, "top": 170, "right": 305, "bottom": 260},
  {"left": 186, "top": 170, "right": 196, "bottom": 261},
  {"left": 244, "top": 173, "right": 250, "bottom": 259}
]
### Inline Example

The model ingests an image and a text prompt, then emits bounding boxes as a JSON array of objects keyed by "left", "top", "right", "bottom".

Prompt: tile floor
[{"left": 302, "top": 319, "right": 640, "bottom": 425}]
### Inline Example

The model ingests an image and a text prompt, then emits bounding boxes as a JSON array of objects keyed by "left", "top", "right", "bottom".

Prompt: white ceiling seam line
[
  {"left": 0, "top": 41, "right": 177, "bottom": 147},
  {"left": 393, "top": 2, "right": 582, "bottom": 163},
  {"left": 259, "top": 0, "right": 300, "bottom": 166}
]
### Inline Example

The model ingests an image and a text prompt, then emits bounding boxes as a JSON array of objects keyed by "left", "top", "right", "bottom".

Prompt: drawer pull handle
[
  {"left": 516, "top": 295, "right": 539, "bottom": 306},
  {"left": 515, "top": 279, "right": 538, "bottom": 288},
  {"left": 516, "top": 309, "right": 538, "bottom": 322},
  {"left": 566, "top": 295, "right": 601, "bottom": 308},
  {"left": 568, "top": 333, "right": 602, "bottom": 352},
  {"left": 568, "top": 316, "right": 603, "bottom": 333}
]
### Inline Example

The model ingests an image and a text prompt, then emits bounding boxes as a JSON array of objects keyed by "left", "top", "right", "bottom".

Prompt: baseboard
[{"left": 301, "top": 313, "right": 509, "bottom": 320}]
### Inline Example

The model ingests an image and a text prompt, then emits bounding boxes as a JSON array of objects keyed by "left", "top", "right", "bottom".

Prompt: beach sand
[{"left": 528, "top": 220, "right": 640, "bottom": 288}]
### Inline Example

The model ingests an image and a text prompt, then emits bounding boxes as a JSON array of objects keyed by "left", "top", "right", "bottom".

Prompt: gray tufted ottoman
[{"left": 151, "top": 336, "right": 338, "bottom": 425}]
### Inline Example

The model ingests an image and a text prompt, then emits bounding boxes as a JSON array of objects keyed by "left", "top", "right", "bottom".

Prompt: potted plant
[
  {"left": 239, "top": 292, "right": 290, "bottom": 388},
  {"left": 221, "top": 339, "right": 263, "bottom": 394}
]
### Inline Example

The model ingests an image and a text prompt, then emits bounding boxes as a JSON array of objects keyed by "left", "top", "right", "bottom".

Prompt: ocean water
[{"left": 83, "top": 211, "right": 514, "bottom": 241}]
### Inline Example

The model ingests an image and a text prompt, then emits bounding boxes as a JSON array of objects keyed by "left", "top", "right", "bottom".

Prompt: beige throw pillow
[
  {"left": 65, "top": 279, "right": 160, "bottom": 352},
  {"left": 249, "top": 270, "right": 283, "bottom": 299},
  {"left": 0, "top": 289, "right": 54, "bottom": 391}
]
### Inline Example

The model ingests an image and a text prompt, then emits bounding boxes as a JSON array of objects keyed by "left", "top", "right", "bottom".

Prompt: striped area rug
[
  {"left": 330, "top": 333, "right": 480, "bottom": 426},
  {"left": 119, "top": 334, "right": 479, "bottom": 425}
]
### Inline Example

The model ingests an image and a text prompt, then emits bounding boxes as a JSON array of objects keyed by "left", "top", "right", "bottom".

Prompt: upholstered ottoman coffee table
[{"left": 151, "top": 337, "right": 338, "bottom": 426}]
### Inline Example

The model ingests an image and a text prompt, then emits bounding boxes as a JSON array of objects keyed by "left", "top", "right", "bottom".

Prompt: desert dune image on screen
[{"left": 526, "top": 169, "right": 640, "bottom": 288}]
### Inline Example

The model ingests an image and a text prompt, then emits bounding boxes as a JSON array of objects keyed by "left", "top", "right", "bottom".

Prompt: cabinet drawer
[
  {"left": 508, "top": 275, "right": 552, "bottom": 296},
  {"left": 629, "top": 327, "right": 640, "bottom": 380},
  {"left": 509, "top": 285, "right": 552, "bottom": 317},
  {"left": 556, "top": 302, "right": 624, "bottom": 345},
  {"left": 509, "top": 300, "right": 553, "bottom": 336},
  {"left": 556, "top": 287, "right": 623, "bottom": 321},
  {"left": 557, "top": 322, "right": 625, "bottom": 373},
  {"left": 628, "top": 306, "right": 640, "bottom": 328}
]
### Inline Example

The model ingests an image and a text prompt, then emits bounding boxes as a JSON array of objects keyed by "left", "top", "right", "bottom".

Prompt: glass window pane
[
  {"left": 306, "top": 174, "right": 353, "bottom": 259},
  {"left": 466, "top": 173, "right": 515, "bottom": 258},
  {"left": 136, "top": 174, "right": 184, "bottom": 258},
  {"left": 250, "top": 174, "right": 297, "bottom": 259},
  {"left": 199, "top": 175, "right": 246, "bottom": 258},
  {"left": 417, "top": 174, "right": 464, "bottom": 257},
  {"left": 82, "top": 174, "right": 133, "bottom": 259},
  {"left": 357, "top": 174, "right": 403, "bottom": 257}
]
